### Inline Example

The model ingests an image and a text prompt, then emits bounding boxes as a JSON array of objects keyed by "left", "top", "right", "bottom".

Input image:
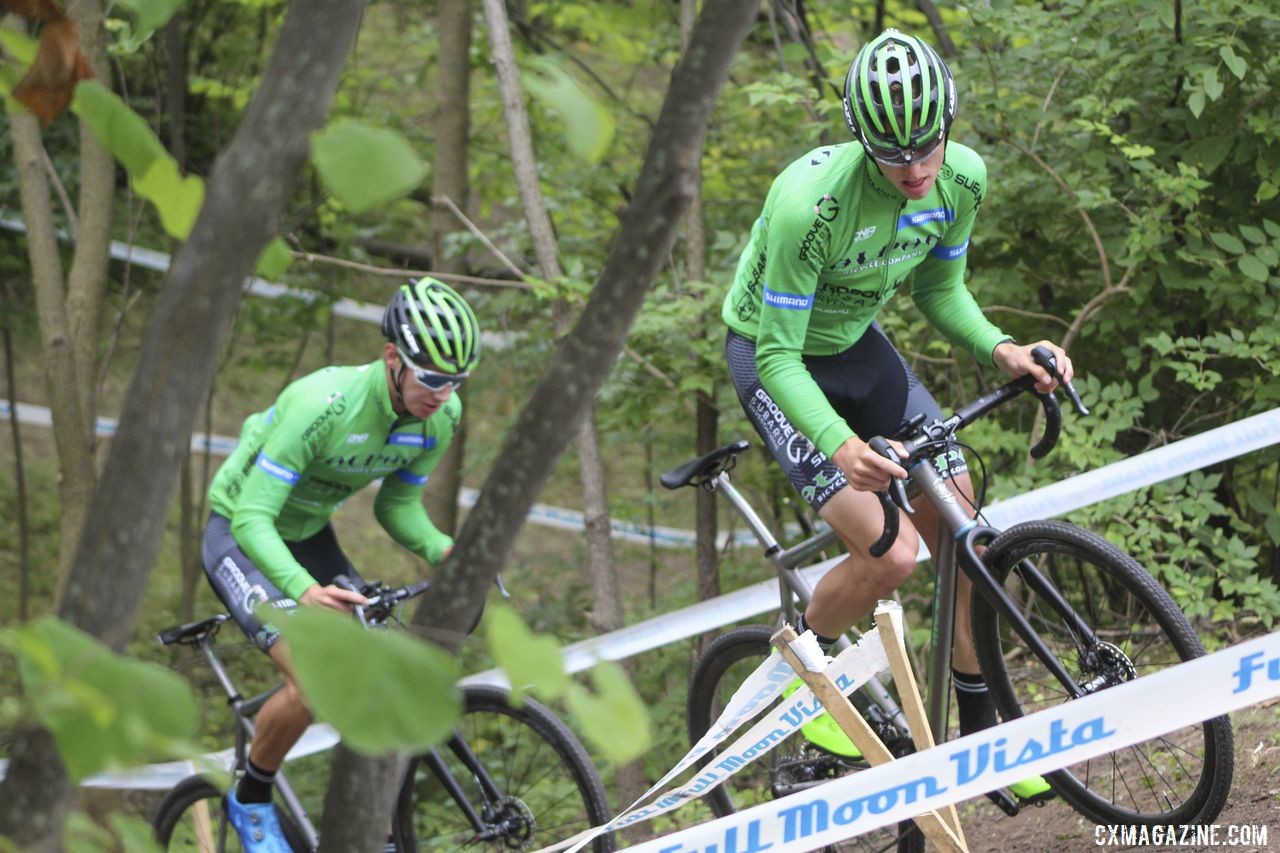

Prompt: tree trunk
[
  {"left": 0, "top": 0, "right": 369, "bottom": 845},
  {"left": 413, "top": 0, "right": 757, "bottom": 663},
  {"left": 915, "top": 0, "right": 957, "bottom": 58},
  {"left": 422, "top": 0, "right": 473, "bottom": 538},
  {"left": 682, "top": 0, "right": 720, "bottom": 657},
  {"left": 8, "top": 116, "right": 97, "bottom": 593},
  {"left": 1, "top": 278, "right": 32, "bottom": 622}
]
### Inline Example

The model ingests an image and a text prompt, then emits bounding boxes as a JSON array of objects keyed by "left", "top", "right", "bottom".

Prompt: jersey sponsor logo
[
  {"left": 817, "top": 282, "right": 881, "bottom": 309},
  {"left": 898, "top": 207, "right": 953, "bottom": 229},
  {"left": 347, "top": 433, "right": 369, "bottom": 444},
  {"left": 748, "top": 387, "right": 797, "bottom": 450},
  {"left": 827, "top": 232, "right": 943, "bottom": 278},
  {"left": 797, "top": 217, "right": 825, "bottom": 261},
  {"left": 387, "top": 433, "right": 435, "bottom": 449},
  {"left": 323, "top": 450, "right": 420, "bottom": 474},
  {"left": 395, "top": 469, "right": 429, "bottom": 486},
  {"left": 257, "top": 454, "right": 301, "bottom": 485},
  {"left": 216, "top": 556, "right": 269, "bottom": 615},
  {"left": 953, "top": 171, "right": 982, "bottom": 201},
  {"left": 855, "top": 225, "right": 877, "bottom": 242},
  {"left": 814, "top": 194, "right": 840, "bottom": 222},
  {"left": 786, "top": 433, "right": 817, "bottom": 465},
  {"left": 809, "top": 149, "right": 833, "bottom": 166},
  {"left": 301, "top": 393, "right": 347, "bottom": 444},
  {"left": 930, "top": 239, "right": 969, "bottom": 260},
  {"left": 762, "top": 288, "right": 814, "bottom": 311}
]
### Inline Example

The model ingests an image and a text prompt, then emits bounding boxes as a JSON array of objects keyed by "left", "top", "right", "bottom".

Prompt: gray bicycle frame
[
  {"left": 708, "top": 471, "right": 914, "bottom": 737},
  {"left": 196, "top": 633, "right": 322, "bottom": 849},
  {"left": 710, "top": 455, "right": 1073, "bottom": 747}
]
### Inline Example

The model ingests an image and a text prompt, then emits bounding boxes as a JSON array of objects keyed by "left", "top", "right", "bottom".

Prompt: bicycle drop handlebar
[{"left": 866, "top": 346, "right": 1089, "bottom": 558}]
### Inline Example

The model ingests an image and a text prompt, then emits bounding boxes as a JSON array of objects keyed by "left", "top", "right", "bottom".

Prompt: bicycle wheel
[
  {"left": 393, "top": 683, "right": 614, "bottom": 852},
  {"left": 971, "top": 519, "right": 1234, "bottom": 825},
  {"left": 686, "top": 625, "right": 922, "bottom": 853},
  {"left": 152, "top": 774, "right": 309, "bottom": 851}
]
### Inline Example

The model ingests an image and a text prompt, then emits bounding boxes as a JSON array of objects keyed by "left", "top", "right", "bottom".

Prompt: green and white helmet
[
  {"left": 842, "top": 29, "right": 957, "bottom": 166},
  {"left": 381, "top": 277, "right": 480, "bottom": 373}
]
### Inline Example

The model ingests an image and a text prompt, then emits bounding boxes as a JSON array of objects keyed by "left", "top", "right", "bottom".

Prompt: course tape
[
  {"left": 622, "top": 630, "right": 1280, "bottom": 853},
  {"left": 552, "top": 630, "right": 891, "bottom": 853}
]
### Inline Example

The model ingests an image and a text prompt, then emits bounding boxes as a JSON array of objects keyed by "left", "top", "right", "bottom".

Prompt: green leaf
[
  {"left": 485, "top": 604, "right": 569, "bottom": 702},
  {"left": 522, "top": 56, "right": 615, "bottom": 164},
  {"left": 72, "top": 82, "right": 166, "bottom": 176},
  {"left": 1219, "top": 45, "right": 1247, "bottom": 80},
  {"left": 1263, "top": 219, "right": 1280, "bottom": 238},
  {"left": 1210, "top": 232, "right": 1246, "bottom": 254},
  {"left": 1240, "top": 224, "right": 1267, "bottom": 244},
  {"left": 1238, "top": 254, "right": 1270, "bottom": 282},
  {"left": 564, "top": 662, "right": 650, "bottom": 764},
  {"left": 112, "top": 0, "right": 186, "bottom": 34},
  {"left": 1188, "top": 89, "right": 1205, "bottom": 118},
  {"left": 0, "top": 25, "right": 38, "bottom": 65},
  {"left": 12, "top": 617, "right": 198, "bottom": 782},
  {"left": 278, "top": 607, "right": 460, "bottom": 755},
  {"left": 255, "top": 237, "right": 294, "bottom": 279},
  {"left": 1266, "top": 513, "right": 1280, "bottom": 547},
  {"left": 1259, "top": 182, "right": 1279, "bottom": 202},
  {"left": 310, "top": 119, "right": 428, "bottom": 214},
  {"left": 133, "top": 157, "right": 205, "bottom": 240},
  {"left": 1255, "top": 245, "right": 1278, "bottom": 267},
  {"left": 1202, "top": 67, "right": 1224, "bottom": 101}
]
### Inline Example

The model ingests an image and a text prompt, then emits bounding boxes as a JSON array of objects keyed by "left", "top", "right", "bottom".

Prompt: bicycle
[
  {"left": 151, "top": 578, "right": 615, "bottom": 852},
  {"left": 675, "top": 347, "right": 1234, "bottom": 851}
]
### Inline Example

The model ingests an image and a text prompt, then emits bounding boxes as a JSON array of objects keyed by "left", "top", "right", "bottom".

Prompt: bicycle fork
[{"left": 418, "top": 735, "right": 523, "bottom": 842}]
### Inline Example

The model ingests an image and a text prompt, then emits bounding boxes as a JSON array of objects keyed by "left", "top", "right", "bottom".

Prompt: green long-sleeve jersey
[
  {"left": 208, "top": 360, "right": 457, "bottom": 600},
  {"left": 722, "top": 141, "right": 1009, "bottom": 459}
]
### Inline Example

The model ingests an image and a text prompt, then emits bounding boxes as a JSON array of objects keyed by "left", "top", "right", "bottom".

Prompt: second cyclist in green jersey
[{"left": 202, "top": 277, "right": 480, "bottom": 852}]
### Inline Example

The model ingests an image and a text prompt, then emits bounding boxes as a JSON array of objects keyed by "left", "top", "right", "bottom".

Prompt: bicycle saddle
[{"left": 660, "top": 440, "right": 750, "bottom": 489}]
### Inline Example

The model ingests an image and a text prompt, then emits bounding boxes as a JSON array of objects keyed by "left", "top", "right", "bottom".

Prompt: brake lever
[
  {"left": 1030, "top": 345, "right": 1089, "bottom": 416},
  {"left": 867, "top": 436, "right": 913, "bottom": 515}
]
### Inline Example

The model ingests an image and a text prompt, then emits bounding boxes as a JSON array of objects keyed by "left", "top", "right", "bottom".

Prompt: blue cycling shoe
[{"left": 225, "top": 789, "right": 292, "bottom": 852}]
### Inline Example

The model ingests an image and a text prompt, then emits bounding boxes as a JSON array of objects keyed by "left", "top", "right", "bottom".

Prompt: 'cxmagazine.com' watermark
[{"left": 1095, "top": 824, "right": 1270, "bottom": 847}]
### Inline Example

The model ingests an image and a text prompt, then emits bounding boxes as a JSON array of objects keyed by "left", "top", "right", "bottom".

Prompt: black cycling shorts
[
  {"left": 202, "top": 512, "right": 365, "bottom": 651},
  {"left": 726, "top": 325, "right": 967, "bottom": 512}
]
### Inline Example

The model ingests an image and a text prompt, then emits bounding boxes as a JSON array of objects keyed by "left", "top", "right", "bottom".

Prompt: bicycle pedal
[{"left": 986, "top": 788, "right": 1020, "bottom": 816}]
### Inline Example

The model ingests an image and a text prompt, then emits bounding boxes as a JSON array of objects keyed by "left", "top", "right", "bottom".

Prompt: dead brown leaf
[{"left": 10, "top": 16, "right": 93, "bottom": 126}]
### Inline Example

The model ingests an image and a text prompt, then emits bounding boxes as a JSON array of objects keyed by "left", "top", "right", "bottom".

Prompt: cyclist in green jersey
[
  {"left": 202, "top": 277, "right": 480, "bottom": 851},
  {"left": 724, "top": 30, "right": 1074, "bottom": 803}
]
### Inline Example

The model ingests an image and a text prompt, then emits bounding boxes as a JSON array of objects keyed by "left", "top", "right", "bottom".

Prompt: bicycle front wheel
[
  {"left": 152, "top": 774, "right": 308, "bottom": 852},
  {"left": 971, "top": 519, "right": 1234, "bottom": 826},
  {"left": 394, "top": 683, "right": 614, "bottom": 853},
  {"left": 687, "top": 625, "right": 921, "bottom": 853}
]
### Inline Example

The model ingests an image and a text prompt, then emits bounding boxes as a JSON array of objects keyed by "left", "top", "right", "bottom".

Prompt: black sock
[
  {"left": 795, "top": 612, "right": 838, "bottom": 652},
  {"left": 236, "top": 759, "right": 277, "bottom": 804},
  {"left": 953, "top": 669, "right": 998, "bottom": 736}
]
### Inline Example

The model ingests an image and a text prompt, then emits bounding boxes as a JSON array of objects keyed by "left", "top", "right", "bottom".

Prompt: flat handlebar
[{"left": 866, "top": 346, "right": 1087, "bottom": 558}]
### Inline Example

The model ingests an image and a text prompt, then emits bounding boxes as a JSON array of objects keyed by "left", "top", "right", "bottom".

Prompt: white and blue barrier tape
[{"left": 619, "top": 629, "right": 1280, "bottom": 853}]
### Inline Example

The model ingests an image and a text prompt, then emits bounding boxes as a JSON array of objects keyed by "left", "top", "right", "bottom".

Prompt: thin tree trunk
[
  {"left": 413, "top": 0, "right": 756, "bottom": 669},
  {"left": 8, "top": 113, "right": 98, "bottom": 595},
  {"left": 1, "top": 279, "right": 32, "bottom": 622},
  {"left": 422, "top": 0, "right": 473, "bottom": 538},
  {"left": 915, "top": 0, "right": 957, "bottom": 58},
  {"left": 0, "top": 0, "right": 370, "bottom": 845},
  {"left": 683, "top": 0, "right": 720, "bottom": 655},
  {"left": 480, "top": 0, "right": 640, "bottom": 816}
]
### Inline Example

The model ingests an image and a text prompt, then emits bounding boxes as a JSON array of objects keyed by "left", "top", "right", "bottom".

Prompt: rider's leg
[
  {"left": 803, "top": 485, "right": 923, "bottom": 638},
  {"left": 239, "top": 641, "right": 313, "bottom": 800}
]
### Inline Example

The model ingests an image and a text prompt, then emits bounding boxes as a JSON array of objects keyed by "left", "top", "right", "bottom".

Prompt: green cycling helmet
[
  {"left": 381, "top": 277, "right": 480, "bottom": 374},
  {"left": 843, "top": 29, "right": 956, "bottom": 166}
]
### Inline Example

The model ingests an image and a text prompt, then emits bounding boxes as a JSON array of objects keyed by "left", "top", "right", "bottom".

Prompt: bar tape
[{"left": 620, "top": 630, "right": 1280, "bottom": 853}]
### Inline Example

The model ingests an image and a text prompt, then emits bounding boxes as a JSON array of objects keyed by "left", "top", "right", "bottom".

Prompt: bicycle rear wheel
[
  {"left": 971, "top": 519, "right": 1234, "bottom": 825},
  {"left": 686, "top": 625, "right": 921, "bottom": 853},
  {"left": 152, "top": 774, "right": 308, "bottom": 851},
  {"left": 394, "top": 683, "right": 614, "bottom": 852}
]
